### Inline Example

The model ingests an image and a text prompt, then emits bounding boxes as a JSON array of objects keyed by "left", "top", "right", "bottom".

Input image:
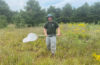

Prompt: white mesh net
[{"left": 23, "top": 33, "right": 38, "bottom": 43}]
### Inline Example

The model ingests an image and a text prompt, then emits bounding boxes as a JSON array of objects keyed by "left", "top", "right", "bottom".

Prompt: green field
[{"left": 0, "top": 23, "right": 100, "bottom": 65}]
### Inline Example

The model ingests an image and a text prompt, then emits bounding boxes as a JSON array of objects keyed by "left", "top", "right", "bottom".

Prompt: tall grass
[{"left": 0, "top": 23, "right": 100, "bottom": 65}]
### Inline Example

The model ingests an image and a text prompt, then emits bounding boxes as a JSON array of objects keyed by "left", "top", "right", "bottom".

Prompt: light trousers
[{"left": 46, "top": 36, "right": 56, "bottom": 54}]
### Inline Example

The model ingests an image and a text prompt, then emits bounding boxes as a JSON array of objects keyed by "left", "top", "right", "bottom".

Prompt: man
[{"left": 44, "top": 14, "right": 61, "bottom": 56}]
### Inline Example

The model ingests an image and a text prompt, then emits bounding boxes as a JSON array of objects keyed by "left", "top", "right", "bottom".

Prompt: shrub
[
  {"left": 15, "top": 18, "right": 26, "bottom": 28},
  {"left": 97, "top": 21, "right": 100, "bottom": 24},
  {"left": 0, "top": 15, "right": 8, "bottom": 28},
  {"left": 13, "top": 14, "right": 26, "bottom": 28}
]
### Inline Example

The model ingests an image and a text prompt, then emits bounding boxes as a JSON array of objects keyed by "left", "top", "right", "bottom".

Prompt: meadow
[{"left": 0, "top": 23, "right": 100, "bottom": 65}]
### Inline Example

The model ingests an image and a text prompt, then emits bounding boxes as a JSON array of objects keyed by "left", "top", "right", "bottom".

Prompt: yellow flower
[
  {"left": 82, "top": 30, "right": 85, "bottom": 32},
  {"left": 78, "top": 23, "right": 85, "bottom": 27},
  {"left": 92, "top": 53, "right": 100, "bottom": 61}
]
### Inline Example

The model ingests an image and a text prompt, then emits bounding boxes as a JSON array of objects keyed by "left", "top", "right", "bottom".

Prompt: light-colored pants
[{"left": 46, "top": 36, "right": 56, "bottom": 54}]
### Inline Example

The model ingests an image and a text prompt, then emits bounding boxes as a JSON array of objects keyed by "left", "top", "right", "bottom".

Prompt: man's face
[{"left": 48, "top": 17, "right": 52, "bottom": 21}]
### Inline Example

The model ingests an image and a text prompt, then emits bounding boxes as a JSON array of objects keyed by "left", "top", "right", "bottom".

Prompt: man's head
[{"left": 47, "top": 14, "right": 53, "bottom": 21}]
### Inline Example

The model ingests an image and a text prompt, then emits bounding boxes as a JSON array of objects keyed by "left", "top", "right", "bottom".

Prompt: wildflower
[
  {"left": 82, "top": 30, "right": 85, "bottom": 32},
  {"left": 92, "top": 53, "right": 100, "bottom": 61},
  {"left": 78, "top": 23, "right": 85, "bottom": 27}
]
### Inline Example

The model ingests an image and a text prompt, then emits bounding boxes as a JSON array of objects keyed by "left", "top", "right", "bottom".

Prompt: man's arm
[
  {"left": 44, "top": 28, "right": 48, "bottom": 36},
  {"left": 57, "top": 27, "right": 61, "bottom": 36}
]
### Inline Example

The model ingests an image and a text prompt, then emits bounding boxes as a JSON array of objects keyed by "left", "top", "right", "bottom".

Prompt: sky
[{"left": 4, "top": 0, "right": 100, "bottom": 11}]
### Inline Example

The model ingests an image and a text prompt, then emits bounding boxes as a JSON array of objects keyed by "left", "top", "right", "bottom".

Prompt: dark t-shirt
[{"left": 44, "top": 21, "right": 59, "bottom": 35}]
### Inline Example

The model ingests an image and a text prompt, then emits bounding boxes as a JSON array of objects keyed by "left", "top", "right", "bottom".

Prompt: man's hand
[
  {"left": 57, "top": 33, "right": 61, "bottom": 36},
  {"left": 45, "top": 34, "right": 48, "bottom": 37},
  {"left": 44, "top": 28, "right": 48, "bottom": 37},
  {"left": 57, "top": 27, "right": 61, "bottom": 36}
]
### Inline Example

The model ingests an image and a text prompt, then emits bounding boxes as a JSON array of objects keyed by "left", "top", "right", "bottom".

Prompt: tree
[
  {"left": 55, "top": 8, "right": 61, "bottom": 18},
  {"left": 23, "top": 0, "right": 46, "bottom": 26},
  {"left": 90, "top": 2, "right": 100, "bottom": 23},
  {"left": 0, "top": 15, "right": 7, "bottom": 28},
  {"left": 73, "top": 3, "right": 90, "bottom": 22},
  {"left": 91, "top": 2, "right": 100, "bottom": 16},
  {"left": 0, "top": 0, "right": 12, "bottom": 23},
  {"left": 12, "top": 12, "right": 26, "bottom": 28},
  {"left": 62, "top": 3, "right": 73, "bottom": 18},
  {"left": 47, "top": 6, "right": 56, "bottom": 17}
]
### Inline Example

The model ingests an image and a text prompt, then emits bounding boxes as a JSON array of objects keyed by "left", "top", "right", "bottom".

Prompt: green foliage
[
  {"left": 98, "top": 21, "right": 100, "bottom": 24},
  {"left": 12, "top": 13, "right": 26, "bottom": 28},
  {"left": 0, "top": 15, "right": 8, "bottom": 28},
  {"left": 15, "top": 18, "right": 26, "bottom": 28},
  {"left": 0, "top": 0, "right": 12, "bottom": 23},
  {"left": 23, "top": 0, "right": 46, "bottom": 27},
  {"left": 0, "top": 0, "right": 100, "bottom": 28},
  {"left": 62, "top": 3, "right": 73, "bottom": 17},
  {"left": 47, "top": 2, "right": 100, "bottom": 23}
]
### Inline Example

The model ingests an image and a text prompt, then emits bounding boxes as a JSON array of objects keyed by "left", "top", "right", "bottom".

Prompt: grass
[{"left": 0, "top": 23, "right": 100, "bottom": 65}]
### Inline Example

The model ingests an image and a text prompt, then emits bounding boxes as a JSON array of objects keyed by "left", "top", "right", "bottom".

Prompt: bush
[
  {"left": 12, "top": 14, "right": 26, "bottom": 28},
  {"left": 97, "top": 21, "right": 100, "bottom": 24},
  {"left": 15, "top": 18, "right": 26, "bottom": 28},
  {"left": 0, "top": 15, "right": 8, "bottom": 28}
]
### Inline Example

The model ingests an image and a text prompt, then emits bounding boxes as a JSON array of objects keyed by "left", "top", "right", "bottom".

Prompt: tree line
[{"left": 0, "top": 0, "right": 100, "bottom": 28}]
